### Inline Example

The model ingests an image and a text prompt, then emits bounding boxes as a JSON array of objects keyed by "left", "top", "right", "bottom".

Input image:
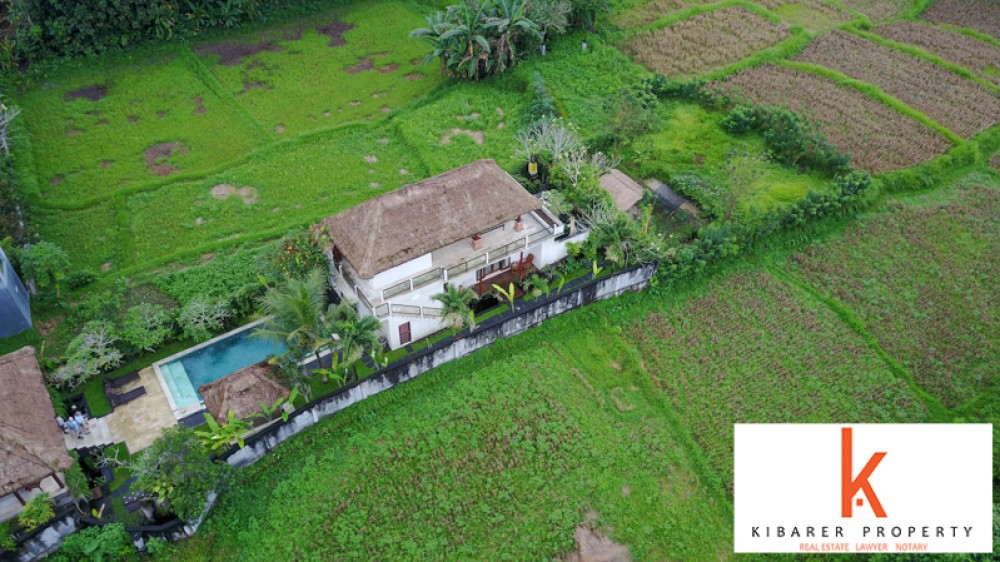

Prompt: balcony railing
[{"left": 371, "top": 303, "right": 444, "bottom": 320}]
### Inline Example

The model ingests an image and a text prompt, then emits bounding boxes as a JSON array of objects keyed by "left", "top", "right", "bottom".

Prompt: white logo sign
[{"left": 734, "top": 424, "right": 993, "bottom": 554}]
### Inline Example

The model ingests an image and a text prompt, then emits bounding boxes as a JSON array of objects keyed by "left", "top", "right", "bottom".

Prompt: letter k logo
[{"left": 841, "top": 427, "right": 887, "bottom": 518}]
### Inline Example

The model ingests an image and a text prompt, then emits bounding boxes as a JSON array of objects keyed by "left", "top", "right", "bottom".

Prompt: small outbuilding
[
  {"left": 598, "top": 169, "right": 645, "bottom": 216},
  {"left": 0, "top": 346, "right": 73, "bottom": 523},
  {"left": 198, "top": 361, "right": 289, "bottom": 427}
]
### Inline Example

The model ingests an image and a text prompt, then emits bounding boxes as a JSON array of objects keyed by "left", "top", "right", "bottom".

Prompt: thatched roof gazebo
[
  {"left": 599, "top": 169, "right": 645, "bottom": 215},
  {"left": 198, "top": 361, "right": 289, "bottom": 426},
  {"left": 0, "top": 347, "right": 74, "bottom": 504}
]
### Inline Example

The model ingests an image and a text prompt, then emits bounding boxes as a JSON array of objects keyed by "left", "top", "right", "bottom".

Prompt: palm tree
[
  {"left": 253, "top": 269, "right": 336, "bottom": 371},
  {"left": 432, "top": 284, "right": 477, "bottom": 332},
  {"left": 331, "top": 303, "right": 383, "bottom": 380},
  {"left": 487, "top": 0, "right": 539, "bottom": 73},
  {"left": 409, "top": 11, "right": 455, "bottom": 77}
]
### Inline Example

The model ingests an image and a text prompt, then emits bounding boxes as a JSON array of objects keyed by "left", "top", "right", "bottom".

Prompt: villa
[
  {"left": 0, "top": 347, "right": 72, "bottom": 523},
  {"left": 0, "top": 247, "right": 32, "bottom": 339},
  {"left": 323, "top": 159, "right": 588, "bottom": 349}
]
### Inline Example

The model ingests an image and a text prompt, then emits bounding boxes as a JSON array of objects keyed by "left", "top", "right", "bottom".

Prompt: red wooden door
[{"left": 399, "top": 322, "right": 412, "bottom": 345}]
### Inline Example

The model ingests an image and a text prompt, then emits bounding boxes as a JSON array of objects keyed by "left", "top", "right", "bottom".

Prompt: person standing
[
  {"left": 73, "top": 411, "right": 90, "bottom": 435},
  {"left": 55, "top": 416, "right": 68, "bottom": 434},
  {"left": 66, "top": 417, "right": 83, "bottom": 439}
]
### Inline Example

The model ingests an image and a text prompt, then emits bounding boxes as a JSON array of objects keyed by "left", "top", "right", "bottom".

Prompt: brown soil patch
[
  {"left": 368, "top": 168, "right": 376, "bottom": 174},
  {"left": 96, "top": 119, "right": 108, "bottom": 127},
  {"left": 410, "top": 59, "right": 421, "bottom": 65},
  {"left": 243, "top": 81, "right": 270, "bottom": 92},
  {"left": 283, "top": 29, "right": 304, "bottom": 41},
  {"left": 565, "top": 526, "right": 631, "bottom": 562},
  {"left": 363, "top": 155, "right": 378, "bottom": 164},
  {"left": 36, "top": 317, "right": 60, "bottom": 338},
  {"left": 317, "top": 21, "right": 354, "bottom": 47},
  {"left": 211, "top": 183, "right": 258, "bottom": 204},
  {"left": 381, "top": 106, "right": 391, "bottom": 113},
  {"left": 349, "top": 100, "right": 362, "bottom": 107},
  {"left": 101, "top": 262, "right": 113, "bottom": 272},
  {"left": 198, "top": 41, "right": 282, "bottom": 66},
  {"left": 144, "top": 142, "right": 188, "bottom": 176},
  {"left": 369, "top": 182, "right": 380, "bottom": 188},
  {"left": 457, "top": 112, "right": 481, "bottom": 120},
  {"left": 193, "top": 97, "right": 206, "bottom": 115},
  {"left": 100, "top": 160, "right": 113, "bottom": 168},
  {"left": 497, "top": 122, "right": 505, "bottom": 129},
  {"left": 378, "top": 137, "right": 389, "bottom": 145},
  {"left": 64, "top": 84, "right": 107, "bottom": 102},
  {"left": 50, "top": 175, "right": 64, "bottom": 186},
  {"left": 323, "top": 110, "right": 332, "bottom": 117},
  {"left": 377, "top": 63, "right": 399, "bottom": 73},
  {"left": 127, "top": 115, "right": 140, "bottom": 123},
  {"left": 157, "top": 110, "right": 167, "bottom": 119},
  {"left": 440, "top": 128, "right": 484, "bottom": 145},
  {"left": 496, "top": 107, "right": 505, "bottom": 116},
  {"left": 399, "top": 169, "right": 410, "bottom": 175},
  {"left": 345, "top": 57, "right": 374, "bottom": 74},
  {"left": 195, "top": 217, "right": 205, "bottom": 226},
  {"left": 404, "top": 72, "right": 422, "bottom": 81},
  {"left": 275, "top": 124, "right": 286, "bottom": 133},
  {"left": 66, "top": 128, "right": 81, "bottom": 137}
]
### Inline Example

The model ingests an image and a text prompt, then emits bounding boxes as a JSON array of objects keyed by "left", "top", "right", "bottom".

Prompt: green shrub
[
  {"left": 525, "top": 72, "right": 558, "bottom": 125},
  {"left": 65, "top": 270, "right": 97, "bottom": 291},
  {"left": 64, "top": 453, "right": 92, "bottom": 500},
  {"left": 52, "top": 523, "right": 136, "bottom": 562},
  {"left": 152, "top": 247, "right": 269, "bottom": 317},
  {"left": 266, "top": 227, "right": 332, "bottom": 281},
  {"left": 0, "top": 520, "right": 15, "bottom": 552},
  {"left": 178, "top": 298, "right": 232, "bottom": 342},
  {"left": 17, "top": 492, "right": 53, "bottom": 531},
  {"left": 0, "top": 153, "right": 31, "bottom": 245},
  {"left": 120, "top": 303, "right": 174, "bottom": 352}
]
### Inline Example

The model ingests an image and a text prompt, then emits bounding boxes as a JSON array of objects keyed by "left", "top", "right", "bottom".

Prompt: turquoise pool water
[{"left": 159, "top": 324, "right": 287, "bottom": 410}]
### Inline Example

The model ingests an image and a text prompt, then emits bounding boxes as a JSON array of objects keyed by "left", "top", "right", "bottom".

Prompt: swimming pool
[{"left": 155, "top": 319, "right": 288, "bottom": 418}]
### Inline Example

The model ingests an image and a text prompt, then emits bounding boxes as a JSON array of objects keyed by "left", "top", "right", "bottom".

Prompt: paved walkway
[
  {"left": 106, "top": 367, "right": 177, "bottom": 454},
  {"left": 63, "top": 416, "right": 113, "bottom": 451},
  {"left": 644, "top": 178, "right": 704, "bottom": 217}
]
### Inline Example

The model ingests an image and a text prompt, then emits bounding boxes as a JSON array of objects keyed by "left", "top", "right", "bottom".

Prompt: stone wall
[{"left": 227, "top": 262, "right": 657, "bottom": 468}]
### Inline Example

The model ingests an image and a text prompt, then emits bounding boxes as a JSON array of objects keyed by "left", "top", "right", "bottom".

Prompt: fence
[{"left": 226, "top": 262, "right": 657, "bottom": 468}]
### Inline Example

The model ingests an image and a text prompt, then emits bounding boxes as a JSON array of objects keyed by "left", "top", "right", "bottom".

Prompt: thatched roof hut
[
  {"left": 0, "top": 347, "right": 74, "bottom": 496},
  {"left": 199, "top": 361, "right": 289, "bottom": 426},
  {"left": 599, "top": 169, "right": 645, "bottom": 214},
  {"left": 321, "top": 159, "right": 542, "bottom": 278}
]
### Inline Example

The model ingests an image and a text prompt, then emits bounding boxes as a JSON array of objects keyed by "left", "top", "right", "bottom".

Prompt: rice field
[
  {"left": 837, "top": 0, "right": 911, "bottom": 22},
  {"left": 613, "top": 0, "right": 715, "bottom": 30},
  {"left": 194, "top": 0, "right": 441, "bottom": 136},
  {"left": 876, "top": 21, "right": 1000, "bottom": 87},
  {"left": 923, "top": 0, "right": 1000, "bottom": 42},
  {"left": 787, "top": 180, "right": 1000, "bottom": 409},
  {"left": 721, "top": 64, "right": 952, "bottom": 173},
  {"left": 756, "top": 0, "right": 855, "bottom": 32},
  {"left": 629, "top": 270, "right": 930, "bottom": 492},
  {"left": 14, "top": 53, "right": 265, "bottom": 204},
  {"left": 795, "top": 31, "right": 1000, "bottom": 137},
  {"left": 622, "top": 7, "right": 790, "bottom": 77}
]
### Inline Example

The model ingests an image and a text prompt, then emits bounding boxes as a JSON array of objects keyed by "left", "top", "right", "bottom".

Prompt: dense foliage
[
  {"left": 51, "top": 523, "right": 137, "bottom": 562},
  {"left": 6, "top": 0, "right": 281, "bottom": 60},
  {"left": 131, "top": 426, "right": 231, "bottom": 523}
]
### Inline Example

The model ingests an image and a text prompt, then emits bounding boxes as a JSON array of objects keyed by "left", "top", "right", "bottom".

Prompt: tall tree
[
  {"left": 254, "top": 269, "right": 336, "bottom": 370},
  {"left": 19, "top": 241, "right": 69, "bottom": 298},
  {"left": 432, "top": 284, "right": 477, "bottom": 332}
]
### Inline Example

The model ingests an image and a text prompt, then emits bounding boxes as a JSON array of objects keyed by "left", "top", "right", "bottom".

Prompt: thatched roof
[
  {"left": 0, "top": 347, "right": 74, "bottom": 496},
  {"left": 199, "top": 361, "right": 289, "bottom": 425},
  {"left": 599, "top": 169, "right": 645, "bottom": 213},
  {"left": 321, "top": 159, "right": 542, "bottom": 278}
]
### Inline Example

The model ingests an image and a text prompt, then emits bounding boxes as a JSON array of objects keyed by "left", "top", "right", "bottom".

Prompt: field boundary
[
  {"left": 779, "top": 60, "right": 964, "bottom": 144},
  {"left": 929, "top": 23, "right": 1000, "bottom": 50},
  {"left": 845, "top": 26, "right": 1000, "bottom": 94},
  {"left": 767, "top": 263, "right": 953, "bottom": 421},
  {"left": 625, "top": 0, "right": 786, "bottom": 35}
]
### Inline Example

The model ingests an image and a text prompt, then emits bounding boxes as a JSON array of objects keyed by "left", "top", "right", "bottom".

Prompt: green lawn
[{"left": 628, "top": 101, "right": 833, "bottom": 212}]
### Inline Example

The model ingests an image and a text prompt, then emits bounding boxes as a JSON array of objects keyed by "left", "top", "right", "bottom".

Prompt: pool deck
[{"left": 107, "top": 366, "right": 178, "bottom": 454}]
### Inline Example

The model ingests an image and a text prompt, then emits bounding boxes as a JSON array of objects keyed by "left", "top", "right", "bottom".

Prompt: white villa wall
[
  {"left": 370, "top": 253, "right": 432, "bottom": 290},
  {"left": 385, "top": 315, "right": 444, "bottom": 349}
]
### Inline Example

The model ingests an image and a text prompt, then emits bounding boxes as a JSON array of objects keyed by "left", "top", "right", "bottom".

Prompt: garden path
[{"left": 106, "top": 367, "right": 175, "bottom": 454}]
